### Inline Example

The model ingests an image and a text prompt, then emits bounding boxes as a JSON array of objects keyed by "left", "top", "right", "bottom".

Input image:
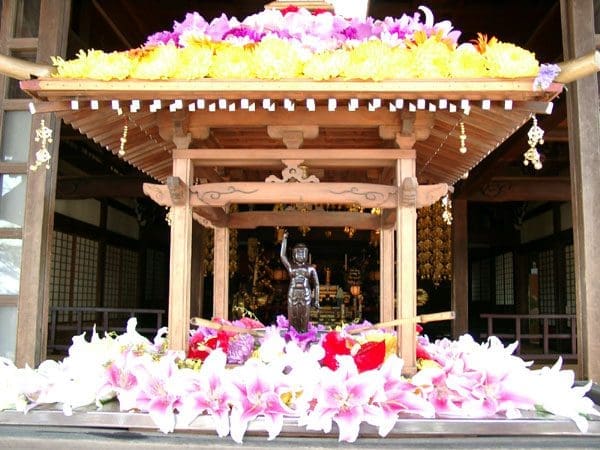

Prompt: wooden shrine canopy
[{"left": 20, "top": 76, "right": 564, "bottom": 372}]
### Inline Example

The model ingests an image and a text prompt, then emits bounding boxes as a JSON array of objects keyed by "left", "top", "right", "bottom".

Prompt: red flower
[
  {"left": 320, "top": 331, "right": 353, "bottom": 370},
  {"left": 187, "top": 330, "right": 229, "bottom": 361},
  {"left": 416, "top": 323, "right": 423, "bottom": 334},
  {"left": 280, "top": 5, "right": 299, "bottom": 15},
  {"left": 312, "top": 8, "right": 330, "bottom": 15},
  {"left": 416, "top": 341, "right": 432, "bottom": 360},
  {"left": 353, "top": 340, "right": 386, "bottom": 373}
]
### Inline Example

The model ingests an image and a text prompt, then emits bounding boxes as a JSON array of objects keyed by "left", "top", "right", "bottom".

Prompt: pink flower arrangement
[{"left": 1, "top": 317, "right": 598, "bottom": 443}]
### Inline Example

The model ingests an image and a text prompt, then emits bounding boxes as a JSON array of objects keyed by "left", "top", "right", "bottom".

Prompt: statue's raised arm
[{"left": 280, "top": 231, "right": 291, "bottom": 271}]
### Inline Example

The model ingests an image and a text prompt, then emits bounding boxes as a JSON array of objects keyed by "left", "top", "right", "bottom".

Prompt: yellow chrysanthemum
[
  {"left": 171, "top": 45, "right": 213, "bottom": 79},
  {"left": 340, "top": 40, "right": 394, "bottom": 81},
  {"left": 410, "top": 35, "right": 452, "bottom": 78},
  {"left": 449, "top": 43, "right": 487, "bottom": 78},
  {"left": 387, "top": 46, "right": 417, "bottom": 79},
  {"left": 52, "top": 50, "right": 89, "bottom": 79},
  {"left": 209, "top": 43, "right": 256, "bottom": 79},
  {"left": 129, "top": 43, "right": 179, "bottom": 80},
  {"left": 483, "top": 41, "right": 539, "bottom": 78},
  {"left": 253, "top": 37, "right": 303, "bottom": 80},
  {"left": 302, "top": 49, "right": 349, "bottom": 80},
  {"left": 52, "top": 49, "right": 133, "bottom": 80}
]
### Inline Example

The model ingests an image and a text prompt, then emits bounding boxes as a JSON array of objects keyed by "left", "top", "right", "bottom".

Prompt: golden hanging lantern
[{"left": 417, "top": 197, "right": 452, "bottom": 285}]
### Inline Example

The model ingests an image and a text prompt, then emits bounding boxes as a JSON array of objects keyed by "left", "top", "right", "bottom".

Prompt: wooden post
[
  {"left": 14, "top": 0, "right": 71, "bottom": 367},
  {"left": 396, "top": 155, "right": 417, "bottom": 374},
  {"left": 167, "top": 155, "right": 193, "bottom": 352},
  {"left": 451, "top": 198, "right": 469, "bottom": 337},
  {"left": 379, "top": 224, "right": 395, "bottom": 323},
  {"left": 213, "top": 226, "right": 229, "bottom": 319},
  {"left": 560, "top": 0, "right": 600, "bottom": 381}
]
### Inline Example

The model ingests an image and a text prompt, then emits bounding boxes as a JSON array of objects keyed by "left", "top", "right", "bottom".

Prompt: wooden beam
[
  {"left": 175, "top": 148, "right": 416, "bottom": 167},
  {"left": 227, "top": 210, "right": 381, "bottom": 229},
  {"left": 20, "top": 78, "right": 563, "bottom": 103},
  {"left": 191, "top": 181, "right": 397, "bottom": 208},
  {"left": 147, "top": 181, "right": 446, "bottom": 212},
  {"left": 56, "top": 175, "right": 147, "bottom": 199},
  {"left": 467, "top": 177, "right": 571, "bottom": 202},
  {"left": 194, "top": 206, "right": 228, "bottom": 226}
]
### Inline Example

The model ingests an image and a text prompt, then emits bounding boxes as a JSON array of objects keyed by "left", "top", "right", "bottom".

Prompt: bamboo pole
[
  {"left": 347, "top": 311, "right": 455, "bottom": 335},
  {"left": 0, "top": 53, "right": 54, "bottom": 80},
  {"left": 555, "top": 50, "right": 600, "bottom": 83}
]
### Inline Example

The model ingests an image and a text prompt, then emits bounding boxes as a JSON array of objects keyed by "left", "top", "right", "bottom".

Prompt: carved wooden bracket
[
  {"left": 172, "top": 132, "right": 192, "bottom": 150},
  {"left": 265, "top": 159, "right": 320, "bottom": 183},
  {"left": 401, "top": 177, "right": 418, "bottom": 207},
  {"left": 167, "top": 176, "right": 186, "bottom": 205},
  {"left": 143, "top": 183, "right": 171, "bottom": 207},
  {"left": 267, "top": 125, "right": 319, "bottom": 149},
  {"left": 417, "top": 183, "right": 449, "bottom": 208}
]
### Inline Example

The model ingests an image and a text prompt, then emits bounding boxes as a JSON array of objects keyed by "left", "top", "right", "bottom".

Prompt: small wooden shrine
[{"left": 20, "top": 76, "right": 563, "bottom": 371}]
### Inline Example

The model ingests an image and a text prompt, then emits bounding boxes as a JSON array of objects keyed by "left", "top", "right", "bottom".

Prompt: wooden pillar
[
  {"left": 379, "top": 225, "right": 395, "bottom": 323},
  {"left": 451, "top": 198, "right": 468, "bottom": 337},
  {"left": 560, "top": 0, "right": 600, "bottom": 381},
  {"left": 167, "top": 156, "right": 193, "bottom": 352},
  {"left": 396, "top": 155, "right": 417, "bottom": 374},
  {"left": 213, "top": 226, "right": 229, "bottom": 319},
  {"left": 190, "top": 222, "right": 205, "bottom": 318},
  {"left": 15, "top": 0, "right": 71, "bottom": 367}
]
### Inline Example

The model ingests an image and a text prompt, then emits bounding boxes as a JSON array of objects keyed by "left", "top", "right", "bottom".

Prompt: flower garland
[
  {"left": 50, "top": 6, "right": 559, "bottom": 86},
  {"left": 0, "top": 317, "right": 597, "bottom": 443}
]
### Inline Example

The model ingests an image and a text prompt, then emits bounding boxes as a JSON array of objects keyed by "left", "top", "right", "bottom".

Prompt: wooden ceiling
[{"left": 49, "top": 0, "right": 567, "bottom": 201}]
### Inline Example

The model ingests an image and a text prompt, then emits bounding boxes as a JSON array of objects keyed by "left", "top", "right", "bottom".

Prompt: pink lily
[
  {"left": 133, "top": 353, "right": 183, "bottom": 433},
  {"left": 177, "top": 349, "right": 233, "bottom": 437},
  {"left": 301, "top": 356, "right": 381, "bottom": 442},
  {"left": 368, "top": 355, "right": 434, "bottom": 436},
  {"left": 229, "top": 361, "right": 292, "bottom": 443}
]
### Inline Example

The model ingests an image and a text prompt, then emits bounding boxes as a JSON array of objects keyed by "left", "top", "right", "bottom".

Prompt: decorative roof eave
[{"left": 20, "top": 77, "right": 562, "bottom": 104}]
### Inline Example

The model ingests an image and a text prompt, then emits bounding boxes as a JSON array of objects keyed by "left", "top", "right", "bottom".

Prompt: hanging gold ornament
[
  {"left": 118, "top": 123, "right": 128, "bottom": 156},
  {"left": 458, "top": 119, "right": 467, "bottom": 154},
  {"left": 30, "top": 119, "right": 53, "bottom": 171},
  {"left": 523, "top": 115, "right": 544, "bottom": 170},
  {"left": 417, "top": 198, "right": 452, "bottom": 285}
]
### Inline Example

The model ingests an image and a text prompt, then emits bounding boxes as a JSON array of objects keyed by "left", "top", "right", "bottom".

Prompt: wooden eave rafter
[{"left": 21, "top": 78, "right": 562, "bottom": 195}]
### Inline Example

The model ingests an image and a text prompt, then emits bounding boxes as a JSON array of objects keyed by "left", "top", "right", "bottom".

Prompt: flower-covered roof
[{"left": 21, "top": 6, "right": 562, "bottom": 186}]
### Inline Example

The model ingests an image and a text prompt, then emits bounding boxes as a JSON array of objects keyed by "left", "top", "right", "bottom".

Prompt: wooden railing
[
  {"left": 48, "top": 306, "right": 165, "bottom": 353},
  {"left": 480, "top": 313, "right": 577, "bottom": 362}
]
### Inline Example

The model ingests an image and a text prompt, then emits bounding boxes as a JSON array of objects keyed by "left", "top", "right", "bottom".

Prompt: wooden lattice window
[
  {"left": 494, "top": 252, "right": 514, "bottom": 305},
  {"left": 564, "top": 244, "right": 576, "bottom": 315},
  {"left": 72, "top": 236, "right": 98, "bottom": 322},
  {"left": 49, "top": 231, "right": 98, "bottom": 322},
  {"left": 104, "top": 244, "right": 139, "bottom": 313},
  {"left": 49, "top": 231, "right": 73, "bottom": 323},
  {"left": 538, "top": 249, "right": 555, "bottom": 315}
]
